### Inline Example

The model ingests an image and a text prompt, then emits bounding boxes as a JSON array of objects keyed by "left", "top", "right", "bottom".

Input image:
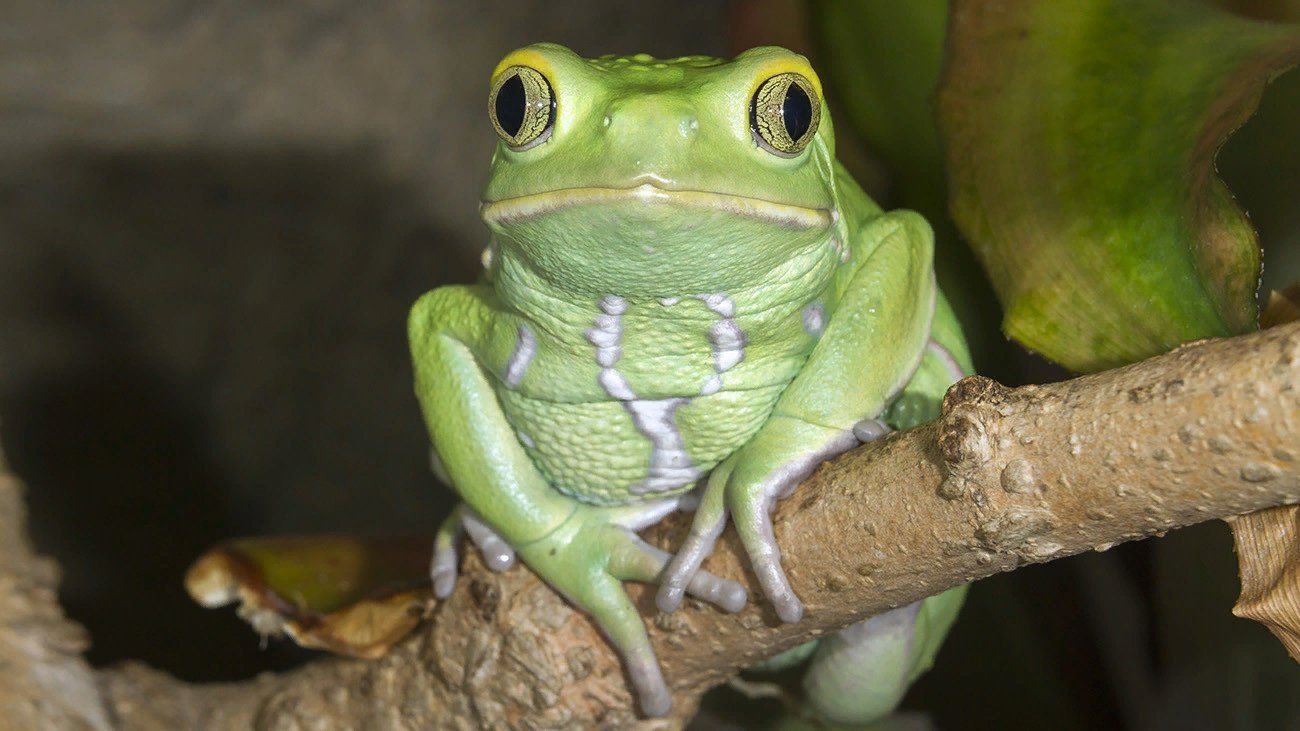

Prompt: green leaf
[
  {"left": 810, "top": 1, "right": 1006, "bottom": 377},
  {"left": 938, "top": 0, "right": 1300, "bottom": 371}
]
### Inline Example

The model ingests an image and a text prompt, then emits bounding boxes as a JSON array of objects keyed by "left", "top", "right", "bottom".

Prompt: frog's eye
[
  {"left": 750, "top": 73, "right": 821, "bottom": 157},
  {"left": 489, "top": 65, "right": 556, "bottom": 150}
]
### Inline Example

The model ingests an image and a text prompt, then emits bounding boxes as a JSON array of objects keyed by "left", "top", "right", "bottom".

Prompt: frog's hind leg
[
  {"left": 801, "top": 587, "right": 966, "bottom": 726},
  {"left": 429, "top": 505, "right": 519, "bottom": 598},
  {"left": 427, "top": 445, "right": 519, "bottom": 597}
]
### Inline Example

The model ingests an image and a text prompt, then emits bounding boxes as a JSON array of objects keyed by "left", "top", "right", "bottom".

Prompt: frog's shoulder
[{"left": 829, "top": 160, "right": 884, "bottom": 226}]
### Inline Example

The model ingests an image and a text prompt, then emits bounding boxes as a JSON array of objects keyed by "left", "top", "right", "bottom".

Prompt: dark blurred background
[{"left": 0, "top": 2, "right": 1296, "bottom": 729}]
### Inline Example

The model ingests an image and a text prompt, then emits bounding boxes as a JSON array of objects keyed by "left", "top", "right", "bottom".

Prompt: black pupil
[
  {"left": 782, "top": 82, "right": 812, "bottom": 142},
  {"left": 495, "top": 74, "right": 526, "bottom": 138}
]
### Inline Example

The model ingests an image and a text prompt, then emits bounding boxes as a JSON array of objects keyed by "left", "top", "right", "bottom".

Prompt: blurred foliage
[
  {"left": 808, "top": 1, "right": 1006, "bottom": 380},
  {"left": 938, "top": 0, "right": 1299, "bottom": 372}
]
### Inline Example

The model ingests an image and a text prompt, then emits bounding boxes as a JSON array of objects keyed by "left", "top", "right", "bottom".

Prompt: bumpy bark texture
[
  {"left": 0, "top": 445, "right": 110, "bottom": 730},
  {"left": 6, "top": 322, "right": 1300, "bottom": 729}
]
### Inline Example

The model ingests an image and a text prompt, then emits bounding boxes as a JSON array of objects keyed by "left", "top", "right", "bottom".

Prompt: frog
[{"left": 408, "top": 42, "right": 970, "bottom": 723}]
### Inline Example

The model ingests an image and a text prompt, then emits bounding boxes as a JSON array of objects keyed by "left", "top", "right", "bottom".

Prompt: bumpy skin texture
[{"left": 409, "top": 43, "right": 971, "bottom": 721}]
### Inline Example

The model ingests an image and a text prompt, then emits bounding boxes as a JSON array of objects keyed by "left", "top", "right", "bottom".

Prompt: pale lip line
[{"left": 480, "top": 184, "right": 833, "bottom": 229}]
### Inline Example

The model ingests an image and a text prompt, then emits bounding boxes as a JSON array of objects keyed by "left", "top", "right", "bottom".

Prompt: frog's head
[{"left": 480, "top": 43, "right": 842, "bottom": 298}]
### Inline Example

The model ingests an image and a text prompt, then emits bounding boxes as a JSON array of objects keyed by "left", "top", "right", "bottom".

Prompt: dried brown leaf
[{"left": 1229, "top": 285, "right": 1300, "bottom": 661}]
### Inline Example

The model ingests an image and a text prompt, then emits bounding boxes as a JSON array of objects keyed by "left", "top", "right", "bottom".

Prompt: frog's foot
[
  {"left": 520, "top": 501, "right": 748, "bottom": 717},
  {"left": 572, "top": 531, "right": 747, "bottom": 717},
  {"left": 608, "top": 496, "right": 747, "bottom": 613},
  {"left": 614, "top": 531, "right": 747, "bottom": 613},
  {"left": 735, "top": 426, "right": 894, "bottom": 623},
  {"left": 430, "top": 505, "right": 518, "bottom": 599},
  {"left": 802, "top": 585, "right": 966, "bottom": 725},
  {"left": 656, "top": 470, "right": 730, "bottom": 614},
  {"left": 662, "top": 422, "right": 893, "bottom": 623}
]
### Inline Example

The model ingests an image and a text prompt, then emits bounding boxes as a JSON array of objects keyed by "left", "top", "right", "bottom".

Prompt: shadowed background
[
  {"left": 1, "top": 2, "right": 1297, "bottom": 730},
  {"left": 0, "top": 0, "right": 726, "bottom": 681}
]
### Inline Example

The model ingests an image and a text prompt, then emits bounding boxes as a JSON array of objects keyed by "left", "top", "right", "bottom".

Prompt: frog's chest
[{"left": 491, "top": 294, "right": 827, "bottom": 505}]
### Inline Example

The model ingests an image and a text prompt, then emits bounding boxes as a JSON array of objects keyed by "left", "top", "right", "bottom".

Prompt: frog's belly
[{"left": 496, "top": 385, "right": 786, "bottom": 506}]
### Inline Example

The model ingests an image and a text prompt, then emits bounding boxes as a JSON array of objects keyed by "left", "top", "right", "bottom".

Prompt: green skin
[{"left": 409, "top": 43, "right": 969, "bottom": 723}]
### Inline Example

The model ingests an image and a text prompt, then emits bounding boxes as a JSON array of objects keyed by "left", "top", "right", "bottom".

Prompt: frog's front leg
[
  {"left": 659, "top": 416, "right": 886, "bottom": 621},
  {"left": 658, "top": 211, "right": 937, "bottom": 621},
  {"left": 410, "top": 286, "right": 744, "bottom": 716}
]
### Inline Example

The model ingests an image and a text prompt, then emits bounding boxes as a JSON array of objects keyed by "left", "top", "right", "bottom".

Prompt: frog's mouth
[{"left": 480, "top": 184, "right": 832, "bottom": 229}]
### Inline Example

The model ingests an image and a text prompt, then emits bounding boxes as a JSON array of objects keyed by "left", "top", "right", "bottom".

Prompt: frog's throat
[{"left": 480, "top": 184, "right": 832, "bottom": 229}]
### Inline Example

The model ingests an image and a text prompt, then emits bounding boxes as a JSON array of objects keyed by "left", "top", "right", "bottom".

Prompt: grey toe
[
  {"left": 627, "top": 653, "right": 672, "bottom": 717},
  {"left": 852, "top": 418, "right": 892, "bottom": 443}
]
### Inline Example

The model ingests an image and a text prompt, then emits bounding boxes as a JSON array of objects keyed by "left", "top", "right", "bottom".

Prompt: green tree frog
[{"left": 409, "top": 43, "right": 969, "bottom": 723}]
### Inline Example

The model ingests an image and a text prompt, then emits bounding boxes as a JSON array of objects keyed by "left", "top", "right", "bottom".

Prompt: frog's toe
[
  {"left": 430, "top": 543, "right": 459, "bottom": 599},
  {"left": 657, "top": 479, "right": 730, "bottom": 614},
  {"left": 463, "top": 508, "right": 516, "bottom": 572},
  {"left": 732, "top": 494, "right": 803, "bottom": 623},
  {"left": 686, "top": 567, "right": 747, "bottom": 613},
  {"left": 431, "top": 507, "right": 465, "bottom": 598},
  {"left": 852, "top": 418, "right": 892, "bottom": 443},
  {"left": 580, "top": 571, "right": 673, "bottom": 716},
  {"left": 429, "top": 506, "right": 517, "bottom": 598},
  {"left": 614, "top": 532, "right": 746, "bottom": 613},
  {"left": 629, "top": 654, "right": 672, "bottom": 717},
  {"left": 656, "top": 512, "right": 729, "bottom": 613}
]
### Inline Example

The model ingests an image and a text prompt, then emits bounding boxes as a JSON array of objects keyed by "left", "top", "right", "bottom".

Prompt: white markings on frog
[
  {"left": 827, "top": 211, "right": 850, "bottom": 263},
  {"left": 710, "top": 320, "right": 745, "bottom": 370},
  {"left": 927, "top": 339, "right": 967, "bottom": 383},
  {"left": 700, "top": 374, "right": 723, "bottom": 397},
  {"left": 588, "top": 295, "right": 625, "bottom": 366},
  {"left": 596, "top": 369, "right": 634, "bottom": 401},
  {"left": 503, "top": 323, "right": 536, "bottom": 387},
  {"left": 697, "top": 293, "right": 747, "bottom": 396},
  {"left": 802, "top": 301, "right": 826, "bottom": 336},
  {"left": 626, "top": 398, "right": 702, "bottom": 494},
  {"left": 587, "top": 294, "right": 702, "bottom": 494},
  {"left": 830, "top": 235, "right": 848, "bottom": 262}
]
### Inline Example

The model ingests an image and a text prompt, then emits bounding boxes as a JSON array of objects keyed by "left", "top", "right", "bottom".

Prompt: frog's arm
[
  {"left": 658, "top": 210, "right": 936, "bottom": 621},
  {"left": 409, "top": 285, "right": 577, "bottom": 542},
  {"left": 408, "top": 285, "right": 745, "bottom": 717}
]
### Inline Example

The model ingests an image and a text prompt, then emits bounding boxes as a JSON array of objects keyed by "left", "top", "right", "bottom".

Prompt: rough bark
[
  {"left": 5, "top": 322, "right": 1299, "bottom": 730},
  {"left": 0, "top": 441, "right": 111, "bottom": 730}
]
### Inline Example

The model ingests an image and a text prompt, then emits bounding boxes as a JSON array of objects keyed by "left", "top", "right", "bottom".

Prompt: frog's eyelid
[
  {"left": 488, "top": 65, "right": 556, "bottom": 151},
  {"left": 749, "top": 72, "right": 822, "bottom": 158}
]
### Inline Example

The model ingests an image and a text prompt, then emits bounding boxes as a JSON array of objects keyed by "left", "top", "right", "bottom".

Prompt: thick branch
[
  {"left": 0, "top": 442, "right": 112, "bottom": 730},
  {"left": 70, "top": 323, "right": 1300, "bottom": 728}
]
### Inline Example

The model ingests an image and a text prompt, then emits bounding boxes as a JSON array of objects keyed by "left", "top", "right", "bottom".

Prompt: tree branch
[
  {"left": 0, "top": 439, "right": 112, "bottom": 729},
  {"left": 9, "top": 323, "right": 1299, "bottom": 729}
]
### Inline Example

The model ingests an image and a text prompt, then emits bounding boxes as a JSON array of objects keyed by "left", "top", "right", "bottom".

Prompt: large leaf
[
  {"left": 808, "top": 0, "right": 1005, "bottom": 376},
  {"left": 938, "top": 0, "right": 1300, "bottom": 371}
]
